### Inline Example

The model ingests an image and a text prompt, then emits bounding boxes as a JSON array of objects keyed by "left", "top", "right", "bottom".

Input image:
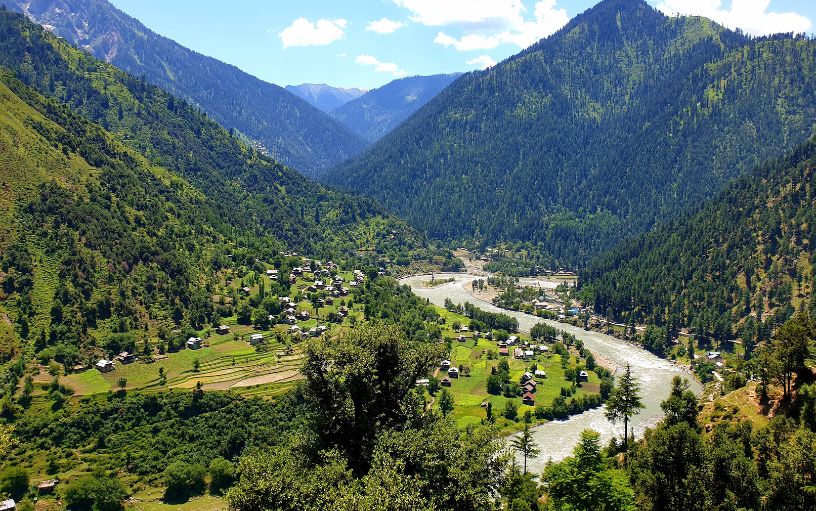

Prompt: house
[
  {"left": 457, "top": 335, "right": 466, "bottom": 342},
  {"left": 297, "top": 310, "right": 310, "bottom": 320},
  {"left": 499, "top": 347, "right": 509, "bottom": 356},
  {"left": 537, "top": 345, "right": 549, "bottom": 353},
  {"left": 186, "top": 337, "right": 203, "bottom": 350},
  {"left": 534, "top": 369, "right": 546, "bottom": 378},
  {"left": 338, "top": 306, "right": 349, "bottom": 317},
  {"left": 315, "top": 280, "right": 325, "bottom": 289},
  {"left": 307, "top": 285, "right": 317, "bottom": 292},
  {"left": 448, "top": 367, "right": 460, "bottom": 378},
  {"left": 459, "top": 325, "right": 469, "bottom": 332},
  {"left": 324, "top": 297, "right": 334, "bottom": 305},
  {"left": 0, "top": 499, "right": 16, "bottom": 511},
  {"left": 116, "top": 352, "right": 135, "bottom": 364},
  {"left": 523, "top": 383, "right": 536, "bottom": 394},
  {"left": 508, "top": 336, "right": 518, "bottom": 345},
  {"left": 415, "top": 378, "right": 430, "bottom": 387},
  {"left": 317, "top": 325, "right": 328, "bottom": 334},
  {"left": 241, "top": 286, "right": 252, "bottom": 294},
  {"left": 37, "top": 479, "right": 58, "bottom": 495},
  {"left": 707, "top": 351, "right": 721, "bottom": 360},
  {"left": 249, "top": 334, "right": 265, "bottom": 345},
  {"left": 521, "top": 372, "right": 533, "bottom": 382},
  {"left": 441, "top": 378, "right": 451, "bottom": 387},
  {"left": 440, "top": 360, "right": 451, "bottom": 370},
  {"left": 279, "top": 296, "right": 291, "bottom": 304},
  {"left": 485, "top": 331, "right": 494, "bottom": 340},
  {"left": 524, "top": 350, "right": 534, "bottom": 360},
  {"left": 289, "top": 325, "right": 301, "bottom": 334},
  {"left": 514, "top": 348, "right": 524, "bottom": 359},
  {"left": 216, "top": 325, "right": 231, "bottom": 335},
  {"left": 579, "top": 370, "right": 589, "bottom": 382},
  {"left": 286, "top": 315, "right": 297, "bottom": 324},
  {"left": 308, "top": 327, "right": 319, "bottom": 337},
  {"left": 95, "top": 359, "right": 115, "bottom": 373},
  {"left": 522, "top": 393, "right": 535, "bottom": 406}
]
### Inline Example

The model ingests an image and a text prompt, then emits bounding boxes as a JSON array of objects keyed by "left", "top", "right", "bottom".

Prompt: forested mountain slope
[
  {"left": 329, "top": 0, "right": 816, "bottom": 266},
  {"left": 286, "top": 83, "right": 366, "bottom": 113},
  {"left": 0, "top": 10, "right": 438, "bottom": 364},
  {"left": 583, "top": 138, "right": 816, "bottom": 345},
  {"left": 331, "top": 73, "right": 461, "bottom": 142},
  {"left": 5, "top": 0, "right": 367, "bottom": 177}
]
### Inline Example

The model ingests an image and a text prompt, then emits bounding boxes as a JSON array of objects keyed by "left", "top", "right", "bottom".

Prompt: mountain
[
  {"left": 4, "top": 0, "right": 367, "bottom": 177},
  {"left": 583, "top": 138, "right": 816, "bottom": 344},
  {"left": 331, "top": 73, "right": 461, "bottom": 142},
  {"left": 286, "top": 83, "right": 366, "bottom": 113},
  {"left": 0, "top": 9, "right": 436, "bottom": 362},
  {"left": 328, "top": 0, "right": 816, "bottom": 267}
]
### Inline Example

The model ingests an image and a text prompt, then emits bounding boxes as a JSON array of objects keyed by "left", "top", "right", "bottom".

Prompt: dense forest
[
  {"left": 329, "top": 0, "right": 816, "bottom": 267},
  {"left": 584, "top": 137, "right": 816, "bottom": 344},
  {"left": 5, "top": 0, "right": 367, "bottom": 177}
]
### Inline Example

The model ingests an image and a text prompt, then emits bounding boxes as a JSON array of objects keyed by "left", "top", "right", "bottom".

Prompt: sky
[{"left": 108, "top": 0, "right": 816, "bottom": 90}]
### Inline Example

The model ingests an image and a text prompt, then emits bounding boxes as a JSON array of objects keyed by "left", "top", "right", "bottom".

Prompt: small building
[
  {"left": 95, "top": 359, "right": 115, "bottom": 373},
  {"left": 441, "top": 378, "right": 452, "bottom": 387},
  {"left": 448, "top": 367, "right": 460, "bottom": 379},
  {"left": 440, "top": 360, "right": 451, "bottom": 370},
  {"left": 37, "top": 479, "right": 58, "bottom": 495},
  {"left": 508, "top": 336, "right": 518, "bottom": 345},
  {"left": 499, "top": 347, "right": 509, "bottom": 356},
  {"left": 521, "top": 372, "right": 533, "bottom": 382},
  {"left": 0, "top": 499, "right": 16, "bottom": 511},
  {"left": 216, "top": 325, "right": 231, "bottom": 335},
  {"left": 308, "top": 327, "right": 319, "bottom": 337},
  {"left": 289, "top": 325, "right": 301, "bottom": 334},
  {"left": 279, "top": 296, "right": 291, "bottom": 304},
  {"left": 186, "top": 337, "right": 203, "bottom": 350},
  {"left": 116, "top": 352, "right": 134, "bottom": 364},
  {"left": 457, "top": 335, "right": 467, "bottom": 342},
  {"left": 534, "top": 369, "right": 546, "bottom": 378},
  {"left": 286, "top": 315, "right": 297, "bottom": 324},
  {"left": 249, "top": 333, "right": 265, "bottom": 345},
  {"left": 524, "top": 350, "right": 534, "bottom": 360},
  {"left": 707, "top": 351, "right": 721, "bottom": 360},
  {"left": 317, "top": 325, "right": 328, "bottom": 334},
  {"left": 485, "top": 331, "right": 494, "bottom": 340},
  {"left": 537, "top": 345, "right": 549, "bottom": 353},
  {"left": 415, "top": 378, "right": 430, "bottom": 387},
  {"left": 459, "top": 325, "right": 469, "bottom": 332},
  {"left": 523, "top": 383, "right": 536, "bottom": 394},
  {"left": 522, "top": 393, "right": 535, "bottom": 406},
  {"left": 297, "top": 311, "right": 311, "bottom": 320},
  {"left": 579, "top": 370, "right": 589, "bottom": 382},
  {"left": 514, "top": 348, "right": 524, "bottom": 359},
  {"left": 241, "top": 286, "right": 252, "bottom": 294}
]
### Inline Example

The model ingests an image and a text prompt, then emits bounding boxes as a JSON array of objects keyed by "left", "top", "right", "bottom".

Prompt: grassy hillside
[
  {"left": 6, "top": 0, "right": 367, "bottom": 176},
  {"left": 583, "top": 138, "right": 816, "bottom": 344},
  {"left": 329, "top": 0, "right": 816, "bottom": 267}
]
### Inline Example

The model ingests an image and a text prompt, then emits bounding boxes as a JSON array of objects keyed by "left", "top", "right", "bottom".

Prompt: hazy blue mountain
[
  {"left": 5, "top": 0, "right": 367, "bottom": 177},
  {"left": 331, "top": 73, "right": 461, "bottom": 142},
  {"left": 286, "top": 83, "right": 366, "bottom": 113},
  {"left": 328, "top": 0, "right": 816, "bottom": 267}
]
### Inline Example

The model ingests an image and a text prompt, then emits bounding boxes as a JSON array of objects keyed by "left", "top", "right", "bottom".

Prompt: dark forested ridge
[
  {"left": 5, "top": 0, "right": 367, "bottom": 177},
  {"left": 583, "top": 138, "right": 816, "bottom": 343},
  {"left": 286, "top": 83, "right": 366, "bottom": 113},
  {"left": 329, "top": 0, "right": 816, "bottom": 267},
  {"left": 330, "top": 73, "right": 461, "bottom": 143}
]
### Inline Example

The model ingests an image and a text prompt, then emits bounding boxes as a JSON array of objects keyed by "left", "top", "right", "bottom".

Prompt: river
[{"left": 401, "top": 272, "right": 702, "bottom": 473}]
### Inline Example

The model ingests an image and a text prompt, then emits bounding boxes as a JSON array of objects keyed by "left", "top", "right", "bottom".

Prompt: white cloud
[
  {"left": 279, "top": 18, "right": 348, "bottom": 48},
  {"left": 367, "top": 17, "right": 406, "bottom": 34},
  {"left": 396, "top": 0, "right": 569, "bottom": 51},
  {"left": 355, "top": 54, "right": 408, "bottom": 77},
  {"left": 468, "top": 54, "right": 497, "bottom": 69},
  {"left": 656, "top": 0, "right": 811, "bottom": 36}
]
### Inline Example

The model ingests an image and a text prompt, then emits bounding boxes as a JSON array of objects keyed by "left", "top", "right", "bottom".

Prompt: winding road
[{"left": 401, "top": 272, "right": 702, "bottom": 473}]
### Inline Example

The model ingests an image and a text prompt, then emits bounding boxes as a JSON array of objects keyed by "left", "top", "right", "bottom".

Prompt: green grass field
[{"left": 432, "top": 306, "right": 601, "bottom": 433}]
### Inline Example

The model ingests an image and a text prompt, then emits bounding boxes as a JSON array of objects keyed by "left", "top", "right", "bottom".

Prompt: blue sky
[{"left": 109, "top": 0, "right": 816, "bottom": 90}]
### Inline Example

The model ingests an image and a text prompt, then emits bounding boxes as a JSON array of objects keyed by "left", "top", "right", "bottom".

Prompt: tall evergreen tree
[
  {"left": 605, "top": 364, "right": 644, "bottom": 461},
  {"left": 510, "top": 424, "right": 540, "bottom": 474}
]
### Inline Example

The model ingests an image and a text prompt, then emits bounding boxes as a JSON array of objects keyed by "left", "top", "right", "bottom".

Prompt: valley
[{"left": 1, "top": 0, "right": 815, "bottom": 510}]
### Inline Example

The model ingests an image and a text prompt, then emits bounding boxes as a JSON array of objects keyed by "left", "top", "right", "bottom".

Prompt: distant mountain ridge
[
  {"left": 331, "top": 73, "right": 461, "bottom": 143},
  {"left": 328, "top": 0, "right": 816, "bottom": 266},
  {"left": 5, "top": 0, "right": 367, "bottom": 177},
  {"left": 286, "top": 83, "right": 366, "bottom": 113}
]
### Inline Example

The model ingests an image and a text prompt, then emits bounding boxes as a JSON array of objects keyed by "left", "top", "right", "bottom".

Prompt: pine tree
[
  {"left": 604, "top": 364, "right": 644, "bottom": 463},
  {"left": 511, "top": 424, "right": 540, "bottom": 474}
]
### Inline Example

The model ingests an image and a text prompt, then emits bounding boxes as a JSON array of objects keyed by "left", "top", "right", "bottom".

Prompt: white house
[
  {"left": 95, "top": 359, "right": 115, "bottom": 373},
  {"left": 249, "top": 334, "right": 264, "bottom": 345}
]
